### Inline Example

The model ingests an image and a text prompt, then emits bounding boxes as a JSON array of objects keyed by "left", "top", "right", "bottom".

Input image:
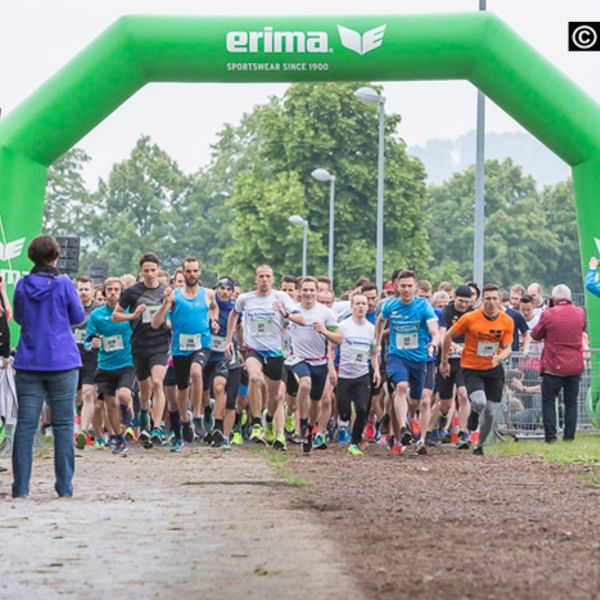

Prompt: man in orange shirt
[{"left": 440, "top": 284, "right": 514, "bottom": 456}]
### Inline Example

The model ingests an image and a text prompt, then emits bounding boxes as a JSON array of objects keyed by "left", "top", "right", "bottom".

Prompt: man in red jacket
[{"left": 531, "top": 284, "right": 586, "bottom": 443}]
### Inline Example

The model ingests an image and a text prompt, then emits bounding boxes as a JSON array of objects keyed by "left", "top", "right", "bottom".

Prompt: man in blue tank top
[{"left": 152, "top": 257, "right": 219, "bottom": 451}]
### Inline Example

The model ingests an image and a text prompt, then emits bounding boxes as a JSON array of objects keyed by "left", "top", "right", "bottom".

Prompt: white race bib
[
  {"left": 103, "top": 335, "right": 124, "bottom": 353},
  {"left": 73, "top": 329, "right": 86, "bottom": 344},
  {"left": 395, "top": 332, "right": 419, "bottom": 350},
  {"left": 284, "top": 354, "right": 304, "bottom": 367},
  {"left": 350, "top": 348, "right": 369, "bottom": 366},
  {"left": 180, "top": 333, "right": 202, "bottom": 352},
  {"left": 211, "top": 335, "right": 227, "bottom": 352},
  {"left": 477, "top": 341, "right": 499, "bottom": 357},
  {"left": 142, "top": 305, "right": 162, "bottom": 324},
  {"left": 249, "top": 316, "right": 274, "bottom": 337}
]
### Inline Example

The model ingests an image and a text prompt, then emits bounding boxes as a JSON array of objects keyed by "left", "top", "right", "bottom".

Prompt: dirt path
[{"left": 0, "top": 445, "right": 361, "bottom": 599}]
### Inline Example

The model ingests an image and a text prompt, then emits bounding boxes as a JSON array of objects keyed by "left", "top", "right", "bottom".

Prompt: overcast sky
[{"left": 1, "top": 0, "right": 599, "bottom": 186}]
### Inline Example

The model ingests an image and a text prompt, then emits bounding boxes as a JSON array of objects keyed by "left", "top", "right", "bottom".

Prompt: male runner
[
  {"left": 152, "top": 257, "right": 218, "bottom": 450},
  {"left": 72, "top": 276, "right": 103, "bottom": 449},
  {"left": 85, "top": 278, "right": 135, "bottom": 455},
  {"left": 113, "top": 253, "right": 170, "bottom": 444},
  {"left": 225, "top": 265, "right": 305, "bottom": 449},
  {"left": 440, "top": 283, "right": 514, "bottom": 455},
  {"left": 375, "top": 270, "right": 440, "bottom": 455},
  {"left": 285, "top": 277, "right": 340, "bottom": 453}
]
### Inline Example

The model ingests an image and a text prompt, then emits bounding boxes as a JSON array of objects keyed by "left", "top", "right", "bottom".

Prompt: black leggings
[{"left": 336, "top": 374, "right": 372, "bottom": 445}]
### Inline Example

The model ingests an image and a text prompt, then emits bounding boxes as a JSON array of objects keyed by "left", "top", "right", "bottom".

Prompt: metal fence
[{"left": 500, "top": 350, "right": 599, "bottom": 439}]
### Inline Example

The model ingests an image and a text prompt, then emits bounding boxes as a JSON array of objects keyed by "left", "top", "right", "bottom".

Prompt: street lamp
[
  {"left": 311, "top": 168, "right": 336, "bottom": 288},
  {"left": 289, "top": 214, "right": 308, "bottom": 276},
  {"left": 354, "top": 86, "right": 386, "bottom": 292}
]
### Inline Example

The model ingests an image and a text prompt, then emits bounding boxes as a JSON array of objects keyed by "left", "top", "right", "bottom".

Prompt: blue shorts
[{"left": 386, "top": 354, "right": 426, "bottom": 401}]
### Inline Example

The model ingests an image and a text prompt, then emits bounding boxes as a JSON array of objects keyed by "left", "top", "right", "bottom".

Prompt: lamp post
[
  {"left": 289, "top": 214, "right": 308, "bottom": 276},
  {"left": 311, "top": 168, "right": 335, "bottom": 287},
  {"left": 354, "top": 86, "right": 386, "bottom": 292}
]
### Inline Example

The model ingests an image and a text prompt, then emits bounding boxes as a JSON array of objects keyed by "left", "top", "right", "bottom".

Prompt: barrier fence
[{"left": 500, "top": 350, "right": 600, "bottom": 439}]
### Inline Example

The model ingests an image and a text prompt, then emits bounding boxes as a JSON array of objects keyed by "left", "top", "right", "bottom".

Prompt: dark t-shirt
[
  {"left": 118, "top": 281, "right": 170, "bottom": 354},
  {"left": 441, "top": 302, "right": 473, "bottom": 345},
  {"left": 506, "top": 306, "right": 529, "bottom": 351},
  {"left": 72, "top": 300, "right": 103, "bottom": 346}
]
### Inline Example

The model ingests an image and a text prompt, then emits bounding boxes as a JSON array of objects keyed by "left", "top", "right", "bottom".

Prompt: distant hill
[{"left": 409, "top": 130, "right": 570, "bottom": 187}]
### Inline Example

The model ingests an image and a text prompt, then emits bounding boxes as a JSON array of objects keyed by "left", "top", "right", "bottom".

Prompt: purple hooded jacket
[{"left": 13, "top": 271, "right": 85, "bottom": 371}]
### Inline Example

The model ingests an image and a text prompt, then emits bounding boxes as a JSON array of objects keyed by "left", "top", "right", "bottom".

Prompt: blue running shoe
[
  {"left": 170, "top": 438, "right": 185, "bottom": 453},
  {"left": 337, "top": 426, "right": 350, "bottom": 445}
]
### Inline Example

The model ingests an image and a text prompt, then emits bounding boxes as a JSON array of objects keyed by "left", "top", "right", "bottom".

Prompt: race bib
[
  {"left": 73, "top": 329, "right": 86, "bottom": 344},
  {"left": 180, "top": 333, "right": 202, "bottom": 352},
  {"left": 103, "top": 335, "right": 124, "bottom": 353},
  {"left": 249, "top": 316, "right": 274, "bottom": 337},
  {"left": 211, "top": 335, "right": 227, "bottom": 352},
  {"left": 395, "top": 332, "right": 419, "bottom": 350},
  {"left": 477, "top": 341, "right": 499, "bottom": 357},
  {"left": 350, "top": 348, "right": 369, "bottom": 366},
  {"left": 142, "top": 305, "right": 162, "bottom": 324},
  {"left": 284, "top": 354, "right": 304, "bottom": 367}
]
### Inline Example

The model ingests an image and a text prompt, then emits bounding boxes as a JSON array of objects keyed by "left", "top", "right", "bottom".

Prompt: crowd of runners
[{"left": 1, "top": 250, "right": 587, "bottom": 459}]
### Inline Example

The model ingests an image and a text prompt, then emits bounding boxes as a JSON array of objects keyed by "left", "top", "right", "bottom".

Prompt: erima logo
[
  {"left": 0, "top": 237, "right": 25, "bottom": 262},
  {"left": 226, "top": 24, "right": 386, "bottom": 55}
]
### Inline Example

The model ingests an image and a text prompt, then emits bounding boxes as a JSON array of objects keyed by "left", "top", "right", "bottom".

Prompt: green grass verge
[
  {"left": 486, "top": 433, "right": 600, "bottom": 465},
  {"left": 248, "top": 446, "right": 313, "bottom": 487}
]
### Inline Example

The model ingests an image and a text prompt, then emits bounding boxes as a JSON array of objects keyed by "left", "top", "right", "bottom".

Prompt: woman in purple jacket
[{"left": 12, "top": 235, "right": 85, "bottom": 498}]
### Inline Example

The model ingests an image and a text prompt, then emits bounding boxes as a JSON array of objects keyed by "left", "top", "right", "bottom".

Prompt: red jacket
[{"left": 531, "top": 301, "right": 586, "bottom": 377}]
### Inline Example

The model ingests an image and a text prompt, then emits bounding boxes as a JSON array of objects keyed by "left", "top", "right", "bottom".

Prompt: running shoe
[
  {"left": 439, "top": 429, "right": 452, "bottom": 444},
  {"left": 182, "top": 421, "right": 195, "bottom": 444},
  {"left": 427, "top": 428, "right": 440, "bottom": 446},
  {"left": 125, "top": 426, "right": 137, "bottom": 442},
  {"left": 391, "top": 442, "right": 405, "bottom": 456},
  {"left": 138, "top": 428, "right": 151, "bottom": 444},
  {"left": 106, "top": 435, "right": 118, "bottom": 449},
  {"left": 94, "top": 436, "right": 106, "bottom": 449},
  {"left": 336, "top": 426, "right": 350, "bottom": 445},
  {"left": 284, "top": 414, "right": 296, "bottom": 435},
  {"left": 456, "top": 431, "right": 471, "bottom": 450},
  {"left": 415, "top": 440, "right": 428, "bottom": 455},
  {"left": 347, "top": 444, "right": 363, "bottom": 457},
  {"left": 193, "top": 417, "right": 206, "bottom": 440},
  {"left": 231, "top": 430, "right": 243, "bottom": 446},
  {"left": 74, "top": 431, "right": 87, "bottom": 450},
  {"left": 150, "top": 427, "right": 164, "bottom": 444},
  {"left": 313, "top": 433, "right": 328, "bottom": 450},
  {"left": 364, "top": 422, "right": 376, "bottom": 441},
  {"left": 408, "top": 417, "right": 421, "bottom": 440},
  {"left": 473, "top": 446, "right": 484, "bottom": 456},
  {"left": 112, "top": 440, "right": 128, "bottom": 455},
  {"left": 273, "top": 434, "right": 287, "bottom": 451},
  {"left": 249, "top": 424, "right": 266, "bottom": 445},
  {"left": 326, "top": 418, "right": 337, "bottom": 443},
  {"left": 210, "top": 429, "right": 226, "bottom": 447},
  {"left": 399, "top": 427, "right": 413, "bottom": 447},
  {"left": 264, "top": 421, "right": 276, "bottom": 444},
  {"left": 170, "top": 438, "right": 185, "bottom": 453},
  {"left": 385, "top": 434, "right": 395, "bottom": 450},
  {"left": 302, "top": 433, "right": 313, "bottom": 455}
]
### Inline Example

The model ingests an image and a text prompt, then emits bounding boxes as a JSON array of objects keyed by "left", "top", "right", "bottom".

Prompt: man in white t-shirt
[{"left": 225, "top": 265, "right": 305, "bottom": 449}]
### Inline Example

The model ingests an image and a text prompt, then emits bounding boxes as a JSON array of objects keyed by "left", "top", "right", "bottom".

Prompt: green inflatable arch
[{"left": 1, "top": 12, "right": 600, "bottom": 423}]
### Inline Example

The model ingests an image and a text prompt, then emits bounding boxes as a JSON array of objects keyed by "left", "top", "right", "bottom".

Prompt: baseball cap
[
  {"left": 384, "top": 281, "right": 394, "bottom": 291},
  {"left": 455, "top": 284, "right": 473, "bottom": 298}
]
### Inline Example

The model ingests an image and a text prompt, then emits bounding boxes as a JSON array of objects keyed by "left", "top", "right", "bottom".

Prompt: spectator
[
  {"left": 11, "top": 235, "right": 85, "bottom": 498},
  {"left": 531, "top": 284, "right": 586, "bottom": 443},
  {"left": 438, "top": 281, "right": 455, "bottom": 301},
  {"left": 432, "top": 290, "right": 450, "bottom": 310},
  {"left": 0, "top": 277, "right": 11, "bottom": 369},
  {"left": 509, "top": 284, "right": 525, "bottom": 310},
  {"left": 527, "top": 282, "right": 545, "bottom": 312}
]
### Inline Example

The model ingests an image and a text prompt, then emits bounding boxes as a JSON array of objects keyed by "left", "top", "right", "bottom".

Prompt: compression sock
[
  {"left": 214, "top": 418, "right": 224, "bottom": 433},
  {"left": 477, "top": 401, "right": 501, "bottom": 448},
  {"left": 169, "top": 411, "right": 181, "bottom": 439}
]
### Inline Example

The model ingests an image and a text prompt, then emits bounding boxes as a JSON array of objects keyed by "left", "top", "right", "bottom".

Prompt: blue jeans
[{"left": 12, "top": 369, "right": 78, "bottom": 498}]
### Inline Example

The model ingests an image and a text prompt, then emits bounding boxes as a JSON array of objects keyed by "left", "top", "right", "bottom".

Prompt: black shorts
[
  {"left": 203, "top": 359, "right": 230, "bottom": 391},
  {"left": 163, "top": 365, "right": 177, "bottom": 387},
  {"left": 424, "top": 360, "right": 436, "bottom": 392},
  {"left": 172, "top": 349, "right": 211, "bottom": 390},
  {"left": 285, "top": 361, "right": 329, "bottom": 401},
  {"left": 133, "top": 349, "right": 169, "bottom": 381},
  {"left": 77, "top": 351, "right": 98, "bottom": 390},
  {"left": 244, "top": 350, "right": 284, "bottom": 381},
  {"left": 435, "top": 358, "right": 465, "bottom": 400},
  {"left": 94, "top": 367, "right": 135, "bottom": 397},
  {"left": 462, "top": 365, "right": 505, "bottom": 404}
]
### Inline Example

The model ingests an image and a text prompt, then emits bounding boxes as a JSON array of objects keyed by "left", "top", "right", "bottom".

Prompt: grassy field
[{"left": 487, "top": 433, "right": 600, "bottom": 465}]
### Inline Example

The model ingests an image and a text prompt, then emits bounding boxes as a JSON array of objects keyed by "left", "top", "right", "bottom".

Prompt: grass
[
  {"left": 248, "top": 446, "right": 313, "bottom": 487},
  {"left": 486, "top": 433, "right": 600, "bottom": 465}
]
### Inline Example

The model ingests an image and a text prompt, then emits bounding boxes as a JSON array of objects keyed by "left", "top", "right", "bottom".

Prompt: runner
[
  {"left": 435, "top": 284, "right": 474, "bottom": 448},
  {"left": 337, "top": 294, "right": 380, "bottom": 457},
  {"left": 85, "top": 278, "right": 135, "bottom": 455},
  {"left": 440, "top": 283, "right": 514, "bottom": 456},
  {"left": 225, "top": 265, "right": 305, "bottom": 449},
  {"left": 375, "top": 270, "right": 440, "bottom": 455},
  {"left": 152, "top": 257, "right": 219, "bottom": 450},
  {"left": 113, "top": 253, "right": 170, "bottom": 445},
  {"left": 285, "top": 276, "right": 340, "bottom": 454},
  {"left": 72, "top": 276, "right": 103, "bottom": 450}
]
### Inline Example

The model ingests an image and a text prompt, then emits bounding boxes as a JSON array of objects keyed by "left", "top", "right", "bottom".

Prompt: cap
[
  {"left": 384, "top": 281, "right": 394, "bottom": 291},
  {"left": 455, "top": 284, "right": 473, "bottom": 299},
  {"left": 218, "top": 277, "right": 235, "bottom": 289}
]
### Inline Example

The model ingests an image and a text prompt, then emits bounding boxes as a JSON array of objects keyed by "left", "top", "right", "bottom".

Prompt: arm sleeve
[
  {"left": 65, "top": 278, "right": 86, "bottom": 326},
  {"left": 585, "top": 269, "right": 600, "bottom": 298},
  {"left": 13, "top": 280, "right": 24, "bottom": 325}
]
